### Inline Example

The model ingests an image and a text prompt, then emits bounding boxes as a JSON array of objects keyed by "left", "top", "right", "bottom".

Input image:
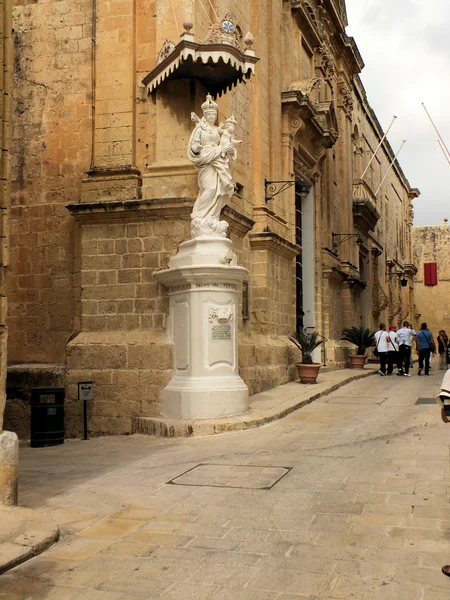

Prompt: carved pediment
[{"left": 289, "top": 76, "right": 322, "bottom": 97}]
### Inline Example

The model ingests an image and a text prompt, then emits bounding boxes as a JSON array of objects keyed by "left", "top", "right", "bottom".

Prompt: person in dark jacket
[
  {"left": 438, "top": 330, "right": 449, "bottom": 370},
  {"left": 416, "top": 322, "right": 435, "bottom": 376}
]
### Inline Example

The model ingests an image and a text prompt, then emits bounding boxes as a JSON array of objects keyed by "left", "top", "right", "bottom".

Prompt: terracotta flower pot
[
  {"left": 348, "top": 354, "right": 367, "bottom": 369},
  {"left": 296, "top": 362, "right": 321, "bottom": 384}
]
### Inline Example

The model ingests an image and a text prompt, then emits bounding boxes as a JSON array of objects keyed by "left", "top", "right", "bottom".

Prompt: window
[{"left": 424, "top": 262, "right": 438, "bottom": 286}]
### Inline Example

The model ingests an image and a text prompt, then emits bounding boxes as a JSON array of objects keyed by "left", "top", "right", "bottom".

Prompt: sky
[{"left": 345, "top": 0, "right": 450, "bottom": 226}]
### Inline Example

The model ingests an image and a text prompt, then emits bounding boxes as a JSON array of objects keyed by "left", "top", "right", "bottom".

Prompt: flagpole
[
  {"left": 422, "top": 103, "right": 450, "bottom": 159},
  {"left": 438, "top": 140, "right": 450, "bottom": 166},
  {"left": 375, "top": 140, "right": 406, "bottom": 197},
  {"left": 360, "top": 115, "right": 397, "bottom": 180}
]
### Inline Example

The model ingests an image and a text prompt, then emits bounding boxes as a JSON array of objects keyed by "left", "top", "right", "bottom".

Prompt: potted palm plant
[
  {"left": 289, "top": 331, "right": 323, "bottom": 383},
  {"left": 341, "top": 326, "right": 375, "bottom": 369}
]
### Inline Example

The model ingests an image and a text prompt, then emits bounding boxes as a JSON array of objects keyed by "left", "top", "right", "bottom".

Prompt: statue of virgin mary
[{"left": 188, "top": 95, "right": 236, "bottom": 238}]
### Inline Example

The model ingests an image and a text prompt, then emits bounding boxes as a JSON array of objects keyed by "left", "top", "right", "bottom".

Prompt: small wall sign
[{"left": 78, "top": 382, "right": 94, "bottom": 401}]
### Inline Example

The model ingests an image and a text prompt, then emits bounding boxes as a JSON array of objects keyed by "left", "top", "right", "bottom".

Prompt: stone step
[{"left": 133, "top": 366, "right": 378, "bottom": 438}]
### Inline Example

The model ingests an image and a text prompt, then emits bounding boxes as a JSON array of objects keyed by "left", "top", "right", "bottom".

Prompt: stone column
[{"left": 0, "top": 0, "right": 18, "bottom": 506}]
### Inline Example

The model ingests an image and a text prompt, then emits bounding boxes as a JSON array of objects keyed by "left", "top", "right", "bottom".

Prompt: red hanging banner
[{"left": 424, "top": 262, "right": 438, "bottom": 286}]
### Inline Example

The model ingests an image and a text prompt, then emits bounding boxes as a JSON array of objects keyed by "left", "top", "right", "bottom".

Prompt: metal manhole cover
[
  {"left": 167, "top": 464, "right": 292, "bottom": 490},
  {"left": 415, "top": 398, "right": 437, "bottom": 405}
]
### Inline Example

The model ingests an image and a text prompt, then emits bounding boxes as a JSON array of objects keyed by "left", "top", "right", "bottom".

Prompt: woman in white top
[
  {"left": 374, "top": 323, "right": 391, "bottom": 376},
  {"left": 387, "top": 325, "right": 402, "bottom": 376}
]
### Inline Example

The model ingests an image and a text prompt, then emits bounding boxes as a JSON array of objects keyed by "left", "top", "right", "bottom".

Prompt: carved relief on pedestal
[{"left": 207, "top": 303, "right": 235, "bottom": 368}]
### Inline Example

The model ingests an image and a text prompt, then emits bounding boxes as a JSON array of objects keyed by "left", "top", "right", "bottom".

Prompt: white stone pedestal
[
  {"left": 0, "top": 430, "right": 19, "bottom": 506},
  {"left": 154, "top": 237, "right": 249, "bottom": 420}
]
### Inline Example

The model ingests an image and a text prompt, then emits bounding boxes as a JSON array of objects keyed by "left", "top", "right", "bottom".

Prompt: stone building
[
  {"left": 5, "top": 0, "right": 419, "bottom": 437},
  {"left": 412, "top": 221, "right": 450, "bottom": 336}
]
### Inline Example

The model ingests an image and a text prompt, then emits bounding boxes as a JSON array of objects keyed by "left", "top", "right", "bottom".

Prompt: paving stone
[
  {"left": 78, "top": 518, "right": 143, "bottom": 539},
  {"left": 332, "top": 559, "right": 395, "bottom": 579},
  {"left": 223, "top": 528, "right": 272, "bottom": 542},
  {"left": 423, "top": 586, "right": 450, "bottom": 599},
  {"left": 187, "top": 536, "right": 241, "bottom": 551},
  {"left": 330, "top": 576, "right": 423, "bottom": 599},
  {"left": 160, "top": 582, "right": 219, "bottom": 599},
  {"left": 44, "top": 537, "right": 114, "bottom": 560},
  {"left": 213, "top": 590, "right": 279, "bottom": 600},
  {"left": 0, "top": 573, "right": 51, "bottom": 594},
  {"left": 111, "top": 507, "right": 162, "bottom": 521},
  {"left": 126, "top": 530, "right": 194, "bottom": 548},
  {"left": 393, "top": 563, "right": 449, "bottom": 588},
  {"left": 247, "top": 567, "right": 334, "bottom": 595},
  {"left": 176, "top": 523, "right": 229, "bottom": 538},
  {"left": 188, "top": 563, "right": 259, "bottom": 588},
  {"left": 362, "top": 504, "right": 412, "bottom": 517}
]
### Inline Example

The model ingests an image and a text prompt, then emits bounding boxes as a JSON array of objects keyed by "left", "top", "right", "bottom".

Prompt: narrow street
[{"left": 1, "top": 369, "right": 449, "bottom": 599}]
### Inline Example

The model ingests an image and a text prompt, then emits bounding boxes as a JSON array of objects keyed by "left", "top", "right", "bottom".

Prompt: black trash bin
[{"left": 30, "top": 387, "right": 65, "bottom": 448}]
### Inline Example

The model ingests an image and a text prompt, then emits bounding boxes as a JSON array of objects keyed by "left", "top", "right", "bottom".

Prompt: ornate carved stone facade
[{"left": 5, "top": 0, "right": 418, "bottom": 436}]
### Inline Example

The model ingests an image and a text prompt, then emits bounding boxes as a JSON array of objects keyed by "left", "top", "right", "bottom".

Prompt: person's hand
[{"left": 441, "top": 408, "right": 450, "bottom": 423}]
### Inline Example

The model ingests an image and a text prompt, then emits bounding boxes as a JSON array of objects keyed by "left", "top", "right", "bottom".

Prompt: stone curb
[
  {"left": 0, "top": 506, "right": 59, "bottom": 575},
  {"left": 133, "top": 367, "right": 378, "bottom": 438}
]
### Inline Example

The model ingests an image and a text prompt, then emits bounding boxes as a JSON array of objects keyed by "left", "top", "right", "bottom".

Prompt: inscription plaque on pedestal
[{"left": 211, "top": 324, "right": 232, "bottom": 340}]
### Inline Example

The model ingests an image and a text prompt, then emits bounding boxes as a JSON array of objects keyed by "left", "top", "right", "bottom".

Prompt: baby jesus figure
[{"left": 219, "top": 116, "right": 242, "bottom": 166}]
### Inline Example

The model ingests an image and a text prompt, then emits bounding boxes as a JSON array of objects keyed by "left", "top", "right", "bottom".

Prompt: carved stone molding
[
  {"left": 352, "top": 179, "right": 380, "bottom": 233},
  {"left": 66, "top": 197, "right": 193, "bottom": 222},
  {"left": 282, "top": 90, "right": 339, "bottom": 150},
  {"left": 249, "top": 231, "right": 300, "bottom": 260},
  {"left": 337, "top": 79, "right": 354, "bottom": 116},
  {"left": 203, "top": 13, "right": 242, "bottom": 49},
  {"left": 222, "top": 205, "right": 255, "bottom": 237},
  {"left": 157, "top": 39, "right": 176, "bottom": 64},
  {"left": 316, "top": 43, "right": 335, "bottom": 80}
]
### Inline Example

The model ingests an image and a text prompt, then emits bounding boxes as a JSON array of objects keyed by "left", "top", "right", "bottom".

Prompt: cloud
[{"left": 346, "top": 0, "right": 450, "bottom": 225}]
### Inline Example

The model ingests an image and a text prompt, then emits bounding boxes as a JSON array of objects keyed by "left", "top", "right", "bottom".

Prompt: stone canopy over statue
[{"left": 188, "top": 94, "right": 241, "bottom": 238}]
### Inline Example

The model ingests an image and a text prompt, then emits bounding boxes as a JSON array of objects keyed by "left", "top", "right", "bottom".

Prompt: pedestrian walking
[
  {"left": 437, "top": 369, "right": 450, "bottom": 577},
  {"left": 387, "top": 325, "right": 402, "bottom": 376},
  {"left": 374, "top": 323, "right": 390, "bottom": 376},
  {"left": 416, "top": 322, "right": 435, "bottom": 376},
  {"left": 397, "top": 320, "right": 416, "bottom": 376},
  {"left": 437, "top": 329, "right": 449, "bottom": 370}
]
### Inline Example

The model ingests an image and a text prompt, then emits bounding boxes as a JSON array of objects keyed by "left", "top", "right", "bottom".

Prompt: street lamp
[
  {"left": 386, "top": 269, "right": 408, "bottom": 287},
  {"left": 331, "top": 232, "right": 364, "bottom": 248}
]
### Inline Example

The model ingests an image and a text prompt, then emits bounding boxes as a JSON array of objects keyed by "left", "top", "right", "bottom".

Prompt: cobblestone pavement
[{"left": 1, "top": 368, "right": 450, "bottom": 599}]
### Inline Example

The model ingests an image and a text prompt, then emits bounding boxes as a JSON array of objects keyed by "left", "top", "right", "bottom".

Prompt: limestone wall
[
  {"left": 8, "top": 0, "right": 92, "bottom": 363},
  {"left": 412, "top": 224, "right": 450, "bottom": 336}
]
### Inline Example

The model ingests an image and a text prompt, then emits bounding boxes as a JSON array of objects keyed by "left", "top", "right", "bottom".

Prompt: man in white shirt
[
  {"left": 397, "top": 320, "right": 416, "bottom": 377},
  {"left": 374, "top": 323, "right": 390, "bottom": 376},
  {"left": 387, "top": 325, "right": 402, "bottom": 376}
]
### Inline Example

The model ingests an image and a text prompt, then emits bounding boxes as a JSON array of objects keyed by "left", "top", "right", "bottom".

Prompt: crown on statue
[{"left": 201, "top": 94, "right": 219, "bottom": 114}]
